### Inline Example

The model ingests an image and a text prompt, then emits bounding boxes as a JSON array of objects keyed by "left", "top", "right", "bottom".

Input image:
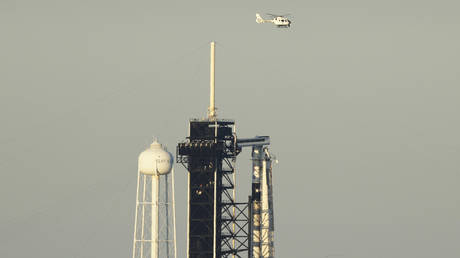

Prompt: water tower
[{"left": 132, "top": 139, "right": 177, "bottom": 258}]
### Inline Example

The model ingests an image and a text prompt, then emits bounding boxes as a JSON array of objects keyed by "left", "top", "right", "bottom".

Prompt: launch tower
[
  {"left": 177, "top": 42, "right": 275, "bottom": 258},
  {"left": 177, "top": 42, "right": 249, "bottom": 257}
]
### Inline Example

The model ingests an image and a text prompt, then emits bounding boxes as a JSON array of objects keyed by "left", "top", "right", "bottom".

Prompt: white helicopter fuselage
[{"left": 272, "top": 16, "right": 290, "bottom": 26}]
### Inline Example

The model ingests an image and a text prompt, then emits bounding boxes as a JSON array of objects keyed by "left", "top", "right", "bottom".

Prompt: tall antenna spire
[{"left": 208, "top": 41, "right": 217, "bottom": 120}]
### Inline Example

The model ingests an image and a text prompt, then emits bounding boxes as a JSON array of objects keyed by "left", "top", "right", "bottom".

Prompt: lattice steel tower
[{"left": 177, "top": 42, "right": 249, "bottom": 258}]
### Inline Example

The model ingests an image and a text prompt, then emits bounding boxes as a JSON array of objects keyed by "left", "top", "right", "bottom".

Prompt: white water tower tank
[{"left": 138, "top": 140, "right": 173, "bottom": 175}]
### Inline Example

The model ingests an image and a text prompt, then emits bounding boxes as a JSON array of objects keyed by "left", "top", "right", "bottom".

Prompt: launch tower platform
[{"left": 177, "top": 119, "right": 249, "bottom": 258}]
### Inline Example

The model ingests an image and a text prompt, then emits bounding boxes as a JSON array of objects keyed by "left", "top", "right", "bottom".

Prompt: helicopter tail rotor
[{"left": 256, "top": 13, "right": 265, "bottom": 23}]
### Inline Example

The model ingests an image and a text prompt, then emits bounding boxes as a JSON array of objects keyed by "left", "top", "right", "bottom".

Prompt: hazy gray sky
[{"left": 1, "top": 0, "right": 459, "bottom": 257}]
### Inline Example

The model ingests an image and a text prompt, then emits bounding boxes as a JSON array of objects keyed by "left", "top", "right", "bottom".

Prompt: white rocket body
[{"left": 251, "top": 146, "right": 276, "bottom": 258}]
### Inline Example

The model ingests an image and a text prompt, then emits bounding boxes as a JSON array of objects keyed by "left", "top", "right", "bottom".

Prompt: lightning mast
[{"left": 208, "top": 41, "right": 216, "bottom": 120}]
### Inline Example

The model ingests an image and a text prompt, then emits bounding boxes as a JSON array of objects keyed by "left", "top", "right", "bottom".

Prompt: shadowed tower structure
[{"left": 177, "top": 42, "right": 249, "bottom": 258}]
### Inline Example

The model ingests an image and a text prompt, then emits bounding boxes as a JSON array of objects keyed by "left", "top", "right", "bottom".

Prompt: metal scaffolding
[{"left": 177, "top": 120, "right": 249, "bottom": 258}]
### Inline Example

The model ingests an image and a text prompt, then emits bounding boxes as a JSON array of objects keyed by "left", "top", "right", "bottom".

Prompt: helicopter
[{"left": 256, "top": 13, "right": 292, "bottom": 28}]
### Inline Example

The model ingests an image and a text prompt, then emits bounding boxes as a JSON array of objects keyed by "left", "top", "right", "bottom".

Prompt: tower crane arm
[{"left": 236, "top": 136, "right": 270, "bottom": 147}]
